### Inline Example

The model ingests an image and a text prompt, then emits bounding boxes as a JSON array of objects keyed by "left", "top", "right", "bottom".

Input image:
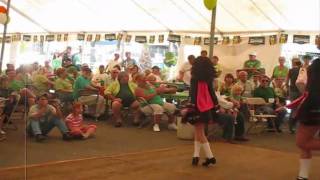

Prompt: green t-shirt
[
  {"left": 73, "top": 75, "right": 91, "bottom": 98},
  {"left": 272, "top": 66, "right": 289, "bottom": 79},
  {"left": 8, "top": 79, "right": 25, "bottom": 91},
  {"left": 243, "top": 60, "right": 261, "bottom": 69},
  {"left": 32, "top": 74, "right": 49, "bottom": 94},
  {"left": 72, "top": 53, "right": 81, "bottom": 65},
  {"left": 52, "top": 58, "right": 62, "bottom": 70},
  {"left": 253, "top": 86, "right": 276, "bottom": 102},
  {"left": 143, "top": 86, "right": 163, "bottom": 106},
  {"left": 54, "top": 78, "right": 73, "bottom": 91}
]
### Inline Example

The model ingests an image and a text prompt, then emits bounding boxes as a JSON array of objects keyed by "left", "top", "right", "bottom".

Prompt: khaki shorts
[{"left": 140, "top": 102, "right": 176, "bottom": 115}]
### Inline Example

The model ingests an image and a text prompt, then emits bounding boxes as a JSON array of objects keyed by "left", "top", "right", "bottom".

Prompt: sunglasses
[{"left": 261, "top": 79, "right": 270, "bottom": 82}]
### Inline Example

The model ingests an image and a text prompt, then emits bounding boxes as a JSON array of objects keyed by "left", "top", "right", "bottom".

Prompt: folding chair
[
  {"left": 245, "top": 97, "right": 277, "bottom": 134},
  {"left": 2, "top": 93, "right": 21, "bottom": 131}
]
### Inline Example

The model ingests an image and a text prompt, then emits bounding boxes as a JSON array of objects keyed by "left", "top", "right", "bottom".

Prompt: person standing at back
[
  {"left": 178, "top": 55, "right": 195, "bottom": 85},
  {"left": 106, "top": 53, "right": 121, "bottom": 73},
  {"left": 121, "top": 52, "right": 137, "bottom": 71},
  {"left": 286, "top": 57, "right": 302, "bottom": 133}
]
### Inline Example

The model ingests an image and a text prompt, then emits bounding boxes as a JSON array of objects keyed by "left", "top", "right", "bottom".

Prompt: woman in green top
[
  {"left": 272, "top": 56, "right": 289, "bottom": 80},
  {"left": 6, "top": 69, "right": 36, "bottom": 105},
  {"left": 219, "top": 73, "right": 235, "bottom": 96},
  {"left": 31, "top": 67, "right": 54, "bottom": 96},
  {"left": 54, "top": 68, "right": 74, "bottom": 102},
  {"left": 135, "top": 74, "right": 177, "bottom": 132}
]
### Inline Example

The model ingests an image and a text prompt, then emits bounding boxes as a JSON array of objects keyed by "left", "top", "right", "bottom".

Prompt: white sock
[
  {"left": 298, "top": 159, "right": 311, "bottom": 178},
  {"left": 193, "top": 141, "right": 201, "bottom": 157},
  {"left": 202, "top": 142, "right": 214, "bottom": 158}
]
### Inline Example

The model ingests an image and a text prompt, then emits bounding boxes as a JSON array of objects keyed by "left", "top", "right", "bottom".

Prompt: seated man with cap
[
  {"left": 253, "top": 75, "right": 287, "bottom": 132},
  {"left": 73, "top": 67, "right": 106, "bottom": 119},
  {"left": 243, "top": 52, "right": 262, "bottom": 78},
  {"left": 27, "top": 93, "right": 72, "bottom": 142}
]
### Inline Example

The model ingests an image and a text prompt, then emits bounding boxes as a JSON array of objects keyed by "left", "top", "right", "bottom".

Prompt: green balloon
[{"left": 204, "top": 0, "right": 217, "bottom": 10}]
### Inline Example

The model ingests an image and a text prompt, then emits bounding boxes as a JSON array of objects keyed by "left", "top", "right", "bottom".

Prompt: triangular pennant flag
[
  {"left": 149, "top": 35, "right": 155, "bottom": 43},
  {"left": 57, "top": 34, "right": 62, "bottom": 42},
  {"left": 125, "top": 35, "right": 132, "bottom": 43},
  {"left": 33, "top": 35, "right": 38, "bottom": 42},
  {"left": 95, "top": 34, "right": 101, "bottom": 41},
  {"left": 279, "top": 34, "right": 288, "bottom": 44},
  {"left": 63, "top": 34, "right": 68, "bottom": 41},
  {"left": 86, "top": 34, "right": 93, "bottom": 41},
  {"left": 158, "top": 35, "right": 164, "bottom": 43},
  {"left": 232, "top": 36, "right": 241, "bottom": 44},
  {"left": 269, "top": 35, "right": 277, "bottom": 45}
]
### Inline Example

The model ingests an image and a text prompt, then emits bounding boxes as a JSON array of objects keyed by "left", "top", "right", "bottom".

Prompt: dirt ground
[{"left": 0, "top": 113, "right": 319, "bottom": 180}]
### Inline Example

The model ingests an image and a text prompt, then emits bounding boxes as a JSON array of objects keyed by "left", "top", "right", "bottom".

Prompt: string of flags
[{"left": 0, "top": 33, "right": 319, "bottom": 46}]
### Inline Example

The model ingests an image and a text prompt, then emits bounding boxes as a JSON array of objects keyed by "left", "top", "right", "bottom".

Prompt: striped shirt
[{"left": 65, "top": 114, "right": 83, "bottom": 129}]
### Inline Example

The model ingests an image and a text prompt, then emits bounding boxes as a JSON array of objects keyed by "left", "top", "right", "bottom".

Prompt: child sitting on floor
[{"left": 65, "top": 102, "right": 97, "bottom": 139}]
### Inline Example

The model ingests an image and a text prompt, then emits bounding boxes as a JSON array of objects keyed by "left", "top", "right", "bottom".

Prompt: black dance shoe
[
  {"left": 202, "top": 157, "right": 216, "bottom": 167},
  {"left": 192, "top": 157, "right": 199, "bottom": 166}
]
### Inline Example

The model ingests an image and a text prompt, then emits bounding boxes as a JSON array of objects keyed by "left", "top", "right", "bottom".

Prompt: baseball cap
[{"left": 249, "top": 52, "right": 257, "bottom": 56}]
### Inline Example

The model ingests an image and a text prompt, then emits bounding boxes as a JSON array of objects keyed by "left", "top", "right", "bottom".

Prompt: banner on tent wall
[
  {"left": 64, "top": 34, "right": 68, "bottom": 41},
  {"left": 135, "top": 36, "right": 147, "bottom": 43},
  {"left": 117, "top": 33, "right": 123, "bottom": 41},
  {"left": 40, "top": 35, "right": 44, "bottom": 42},
  {"left": 222, "top": 37, "right": 230, "bottom": 45},
  {"left": 77, "top": 34, "right": 85, "bottom": 41},
  {"left": 105, "top": 33, "right": 116, "bottom": 41},
  {"left": 232, "top": 36, "right": 241, "bottom": 44},
  {"left": 125, "top": 35, "right": 132, "bottom": 42},
  {"left": 158, "top": 35, "right": 164, "bottom": 43},
  {"left": 57, "top": 34, "right": 62, "bottom": 42},
  {"left": 33, "top": 35, "right": 38, "bottom": 42},
  {"left": 248, "top": 36, "right": 265, "bottom": 45},
  {"left": 149, "top": 35, "right": 155, "bottom": 44},
  {"left": 168, "top": 34, "right": 181, "bottom": 43},
  {"left": 23, "top": 35, "right": 31, "bottom": 42},
  {"left": 194, "top": 37, "right": 201, "bottom": 45},
  {"left": 204, "top": 37, "right": 218, "bottom": 45},
  {"left": 279, "top": 34, "right": 288, "bottom": 44},
  {"left": 46, "top": 35, "right": 55, "bottom": 42},
  {"left": 5, "top": 36, "right": 11, "bottom": 43},
  {"left": 86, "top": 34, "right": 93, "bottom": 41},
  {"left": 12, "top": 34, "right": 21, "bottom": 42},
  {"left": 269, "top": 35, "right": 277, "bottom": 45},
  {"left": 95, "top": 34, "right": 101, "bottom": 41},
  {"left": 293, "top": 35, "right": 310, "bottom": 44}
]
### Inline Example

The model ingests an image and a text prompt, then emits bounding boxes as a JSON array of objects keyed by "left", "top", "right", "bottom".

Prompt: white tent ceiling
[{"left": 0, "top": 0, "right": 319, "bottom": 34}]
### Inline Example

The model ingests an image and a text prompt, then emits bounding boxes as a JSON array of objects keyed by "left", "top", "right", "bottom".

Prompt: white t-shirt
[
  {"left": 92, "top": 73, "right": 108, "bottom": 86},
  {"left": 180, "top": 62, "right": 192, "bottom": 85},
  {"left": 106, "top": 60, "right": 121, "bottom": 73}
]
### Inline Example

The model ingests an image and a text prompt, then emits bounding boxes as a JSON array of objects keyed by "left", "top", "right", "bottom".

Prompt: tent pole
[
  {"left": 209, "top": 6, "right": 217, "bottom": 59},
  {"left": 0, "top": 0, "right": 11, "bottom": 73}
]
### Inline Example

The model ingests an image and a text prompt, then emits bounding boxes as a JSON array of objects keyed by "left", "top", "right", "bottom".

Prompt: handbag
[
  {"left": 295, "top": 67, "right": 307, "bottom": 93},
  {"left": 180, "top": 103, "right": 200, "bottom": 125}
]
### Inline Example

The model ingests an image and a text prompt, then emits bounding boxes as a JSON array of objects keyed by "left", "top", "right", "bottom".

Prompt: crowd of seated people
[{"left": 0, "top": 49, "right": 310, "bottom": 143}]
